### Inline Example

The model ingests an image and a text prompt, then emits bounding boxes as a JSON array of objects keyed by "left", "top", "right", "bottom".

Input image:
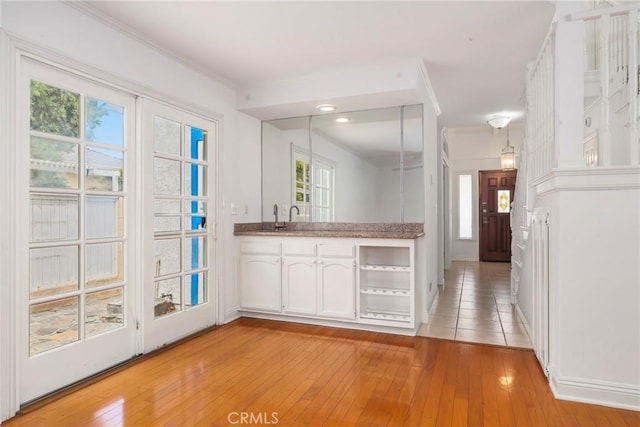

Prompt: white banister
[
  {"left": 628, "top": 8, "right": 639, "bottom": 165},
  {"left": 600, "top": 13, "right": 612, "bottom": 165},
  {"left": 569, "top": 4, "right": 640, "bottom": 167}
]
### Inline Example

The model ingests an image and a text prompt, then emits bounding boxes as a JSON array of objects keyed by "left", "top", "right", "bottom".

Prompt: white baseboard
[
  {"left": 514, "top": 303, "right": 532, "bottom": 339},
  {"left": 223, "top": 309, "right": 241, "bottom": 324},
  {"left": 426, "top": 291, "right": 439, "bottom": 321},
  {"left": 550, "top": 375, "right": 640, "bottom": 411}
]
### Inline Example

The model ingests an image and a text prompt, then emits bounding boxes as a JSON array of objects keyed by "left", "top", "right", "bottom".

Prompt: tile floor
[{"left": 417, "top": 261, "right": 532, "bottom": 348}]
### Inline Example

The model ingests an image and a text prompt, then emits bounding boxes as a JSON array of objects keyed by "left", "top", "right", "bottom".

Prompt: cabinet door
[
  {"left": 282, "top": 257, "right": 317, "bottom": 315},
  {"left": 239, "top": 255, "right": 282, "bottom": 312},
  {"left": 318, "top": 258, "right": 355, "bottom": 320}
]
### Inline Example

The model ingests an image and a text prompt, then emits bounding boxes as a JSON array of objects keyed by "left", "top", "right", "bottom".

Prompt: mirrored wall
[{"left": 262, "top": 104, "right": 424, "bottom": 223}]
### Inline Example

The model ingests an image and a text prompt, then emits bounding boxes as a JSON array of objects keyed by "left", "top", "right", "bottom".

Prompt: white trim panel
[{"left": 551, "top": 376, "right": 640, "bottom": 411}]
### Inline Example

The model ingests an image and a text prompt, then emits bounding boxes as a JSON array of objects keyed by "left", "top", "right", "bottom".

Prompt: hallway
[{"left": 418, "top": 261, "right": 532, "bottom": 348}]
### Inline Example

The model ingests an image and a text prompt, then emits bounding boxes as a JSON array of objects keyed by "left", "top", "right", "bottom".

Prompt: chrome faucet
[
  {"left": 289, "top": 205, "right": 300, "bottom": 222},
  {"left": 273, "top": 204, "right": 286, "bottom": 231}
]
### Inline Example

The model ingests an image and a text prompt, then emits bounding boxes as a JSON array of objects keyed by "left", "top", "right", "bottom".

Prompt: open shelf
[
  {"left": 360, "top": 264, "right": 410, "bottom": 272},
  {"left": 360, "top": 287, "right": 410, "bottom": 296},
  {"left": 359, "top": 246, "right": 410, "bottom": 268},
  {"left": 358, "top": 244, "right": 414, "bottom": 328},
  {"left": 360, "top": 311, "right": 411, "bottom": 323}
]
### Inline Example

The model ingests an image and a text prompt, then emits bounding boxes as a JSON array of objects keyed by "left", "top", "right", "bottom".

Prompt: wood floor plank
[{"left": 5, "top": 319, "right": 640, "bottom": 427}]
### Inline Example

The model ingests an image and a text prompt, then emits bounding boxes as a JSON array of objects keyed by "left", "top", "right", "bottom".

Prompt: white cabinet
[
  {"left": 238, "top": 236, "right": 415, "bottom": 332},
  {"left": 358, "top": 244, "right": 414, "bottom": 328},
  {"left": 239, "top": 242, "right": 281, "bottom": 313},
  {"left": 282, "top": 257, "right": 317, "bottom": 315},
  {"left": 282, "top": 242, "right": 356, "bottom": 320},
  {"left": 317, "top": 257, "right": 355, "bottom": 319}
]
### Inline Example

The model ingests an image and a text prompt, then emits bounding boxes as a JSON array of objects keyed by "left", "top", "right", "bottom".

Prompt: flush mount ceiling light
[
  {"left": 487, "top": 115, "right": 511, "bottom": 129},
  {"left": 316, "top": 104, "right": 336, "bottom": 112},
  {"left": 335, "top": 117, "right": 350, "bottom": 123}
]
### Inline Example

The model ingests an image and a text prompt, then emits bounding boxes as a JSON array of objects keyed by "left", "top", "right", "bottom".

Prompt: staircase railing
[
  {"left": 525, "top": 2, "right": 639, "bottom": 183},
  {"left": 573, "top": 3, "right": 639, "bottom": 166},
  {"left": 526, "top": 27, "right": 555, "bottom": 182}
]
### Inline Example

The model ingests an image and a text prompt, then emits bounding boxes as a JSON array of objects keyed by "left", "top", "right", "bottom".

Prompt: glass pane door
[
  {"left": 143, "top": 100, "right": 216, "bottom": 352},
  {"left": 21, "top": 59, "right": 136, "bottom": 403}
]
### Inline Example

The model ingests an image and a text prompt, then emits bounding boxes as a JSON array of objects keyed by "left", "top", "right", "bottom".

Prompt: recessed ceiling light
[
  {"left": 316, "top": 104, "right": 336, "bottom": 112},
  {"left": 335, "top": 117, "right": 350, "bottom": 123}
]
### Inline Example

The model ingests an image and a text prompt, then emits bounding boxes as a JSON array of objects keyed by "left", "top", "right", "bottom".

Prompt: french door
[
  {"left": 141, "top": 100, "right": 217, "bottom": 352},
  {"left": 20, "top": 59, "right": 137, "bottom": 403}
]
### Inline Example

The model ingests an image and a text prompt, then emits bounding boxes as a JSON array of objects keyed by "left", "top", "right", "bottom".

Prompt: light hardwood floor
[{"left": 5, "top": 318, "right": 639, "bottom": 426}]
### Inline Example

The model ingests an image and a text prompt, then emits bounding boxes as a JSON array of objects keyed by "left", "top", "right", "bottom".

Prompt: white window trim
[{"left": 290, "top": 144, "right": 335, "bottom": 222}]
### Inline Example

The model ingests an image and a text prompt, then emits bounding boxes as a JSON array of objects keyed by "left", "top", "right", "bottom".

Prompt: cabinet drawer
[
  {"left": 240, "top": 241, "right": 281, "bottom": 255},
  {"left": 319, "top": 244, "right": 355, "bottom": 258},
  {"left": 283, "top": 241, "right": 316, "bottom": 256}
]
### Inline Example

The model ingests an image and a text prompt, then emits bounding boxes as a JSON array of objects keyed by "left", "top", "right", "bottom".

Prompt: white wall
[
  {"left": 534, "top": 172, "right": 640, "bottom": 410},
  {"left": 446, "top": 124, "right": 523, "bottom": 261},
  {"left": 419, "top": 77, "right": 440, "bottom": 318},
  {"left": 0, "top": 1, "right": 262, "bottom": 419}
]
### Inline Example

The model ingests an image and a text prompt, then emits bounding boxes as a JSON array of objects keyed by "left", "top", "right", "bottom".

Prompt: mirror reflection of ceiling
[{"left": 267, "top": 105, "right": 422, "bottom": 167}]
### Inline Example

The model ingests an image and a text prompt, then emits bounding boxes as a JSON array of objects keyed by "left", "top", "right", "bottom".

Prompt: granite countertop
[{"left": 234, "top": 222, "right": 424, "bottom": 240}]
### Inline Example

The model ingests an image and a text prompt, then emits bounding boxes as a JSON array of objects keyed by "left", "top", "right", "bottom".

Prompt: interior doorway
[{"left": 479, "top": 169, "right": 517, "bottom": 262}]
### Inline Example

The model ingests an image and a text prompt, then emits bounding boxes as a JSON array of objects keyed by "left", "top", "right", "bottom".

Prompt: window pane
[
  {"left": 185, "top": 272, "right": 206, "bottom": 307},
  {"left": 154, "top": 238, "right": 181, "bottom": 276},
  {"left": 85, "top": 196, "right": 123, "bottom": 239},
  {"left": 154, "top": 157, "right": 181, "bottom": 195},
  {"left": 186, "top": 125, "right": 207, "bottom": 161},
  {"left": 155, "top": 216, "right": 181, "bottom": 233},
  {"left": 30, "top": 137, "right": 79, "bottom": 189},
  {"left": 85, "top": 98, "right": 124, "bottom": 147},
  {"left": 30, "top": 81, "right": 79, "bottom": 138},
  {"left": 85, "top": 287, "right": 124, "bottom": 337},
  {"left": 85, "top": 147, "right": 124, "bottom": 192},
  {"left": 85, "top": 242, "right": 123, "bottom": 288},
  {"left": 30, "top": 296, "right": 79, "bottom": 355},
  {"left": 30, "top": 246, "right": 79, "bottom": 299},
  {"left": 498, "top": 190, "right": 511, "bottom": 213},
  {"left": 154, "top": 116, "right": 181, "bottom": 156},
  {"left": 296, "top": 160, "right": 305, "bottom": 182},
  {"left": 155, "top": 277, "right": 181, "bottom": 317},
  {"left": 185, "top": 200, "right": 206, "bottom": 215},
  {"left": 185, "top": 236, "right": 206, "bottom": 271},
  {"left": 30, "top": 194, "right": 79, "bottom": 242},
  {"left": 155, "top": 199, "right": 181, "bottom": 214},
  {"left": 185, "top": 163, "right": 206, "bottom": 197},
  {"left": 459, "top": 175, "right": 473, "bottom": 239},
  {"left": 185, "top": 215, "right": 206, "bottom": 231}
]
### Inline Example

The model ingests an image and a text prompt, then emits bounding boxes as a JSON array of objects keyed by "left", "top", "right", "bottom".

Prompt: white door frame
[
  {"left": 140, "top": 99, "right": 219, "bottom": 353},
  {"left": 17, "top": 57, "right": 139, "bottom": 403}
]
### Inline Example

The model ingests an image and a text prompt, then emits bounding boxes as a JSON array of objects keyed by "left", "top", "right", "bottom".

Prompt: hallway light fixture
[
  {"left": 487, "top": 115, "right": 516, "bottom": 170},
  {"left": 487, "top": 115, "right": 511, "bottom": 129},
  {"left": 500, "top": 124, "right": 516, "bottom": 170}
]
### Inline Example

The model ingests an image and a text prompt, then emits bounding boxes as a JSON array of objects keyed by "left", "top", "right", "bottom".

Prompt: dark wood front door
[{"left": 479, "top": 170, "right": 517, "bottom": 262}]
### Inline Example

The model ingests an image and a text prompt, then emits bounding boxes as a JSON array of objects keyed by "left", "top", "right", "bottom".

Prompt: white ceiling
[{"left": 75, "top": 1, "right": 556, "bottom": 127}]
